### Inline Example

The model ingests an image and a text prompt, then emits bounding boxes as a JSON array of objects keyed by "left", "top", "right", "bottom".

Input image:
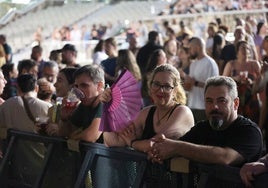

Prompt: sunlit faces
[
  {"left": 237, "top": 42, "right": 250, "bottom": 58},
  {"left": 165, "top": 40, "right": 177, "bottom": 56},
  {"left": 104, "top": 42, "right": 115, "bottom": 57},
  {"left": 0, "top": 71, "right": 7, "bottom": 95},
  {"left": 30, "top": 48, "right": 41, "bottom": 62},
  {"left": 150, "top": 71, "right": 175, "bottom": 106},
  {"left": 157, "top": 50, "right": 167, "bottom": 65},
  {"left": 61, "top": 50, "right": 74, "bottom": 65},
  {"left": 178, "top": 47, "right": 190, "bottom": 62},
  {"left": 234, "top": 27, "right": 245, "bottom": 41},
  {"left": 129, "top": 36, "right": 137, "bottom": 47},
  {"left": 43, "top": 66, "right": 58, "bottom": 84},
  {"left": 207, "top": 26, "right": 216, "bottom": 37},
  {"left": 189, "top": 42, "right": 198, "bottom": 60},
  {"left": 205, "top": 86, "right": 239, "bottom": 130},
  {"left": 74, "top": 73, "right": 103, "bottom": 106},
  {"left": 21, "top": 65, "right": 38, "bottom": 78},
  {"left": 54, "top": 72, "right": 72, "bottom": 97}
]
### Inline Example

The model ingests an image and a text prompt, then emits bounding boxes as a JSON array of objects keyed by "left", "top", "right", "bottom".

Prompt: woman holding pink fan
[
  {"left": 102, "top": 64, "right": 194, "bottom": 151},
  {"left": 102, "top": 64, "right": 194, "bottom": 187}
]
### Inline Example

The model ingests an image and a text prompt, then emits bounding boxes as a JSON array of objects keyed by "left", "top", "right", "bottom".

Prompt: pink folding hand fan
[{"left": 99, "top": 70, "right": 142, "bottom": 132}]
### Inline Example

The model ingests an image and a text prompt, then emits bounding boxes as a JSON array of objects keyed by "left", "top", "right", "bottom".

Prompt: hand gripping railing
[{"left": 1, "top": 129, "right": 268, "bottom": 188}]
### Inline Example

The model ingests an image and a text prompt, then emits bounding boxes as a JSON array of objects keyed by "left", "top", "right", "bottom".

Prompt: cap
[
  {"left": 225, "top": 32, "right": 235, "bottom": 42},
  {"left": 61, "top": 44, "right": 77, "bottom": 52},
  {"left": 179, "top": 21, "right": 185, "bottom": 27}
]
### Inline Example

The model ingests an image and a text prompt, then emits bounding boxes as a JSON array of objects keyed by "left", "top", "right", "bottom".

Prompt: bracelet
[
  {"left": 130, "top": 139, "right": 139, "bottom": 148},
  {"left": 194, "top": 81, "right": 199, "bottom": 86}
]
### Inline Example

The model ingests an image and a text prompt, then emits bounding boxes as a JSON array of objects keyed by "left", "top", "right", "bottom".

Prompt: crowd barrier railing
[
  {"left": 0, "top": 129, "right": 147, "bottom": 188},
  {"left": 0, "top": 129, "right": 268, "bottom": 188}
]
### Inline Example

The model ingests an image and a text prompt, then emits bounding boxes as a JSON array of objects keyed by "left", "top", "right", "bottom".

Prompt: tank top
[{"left": 141, "top": 104, "right": 180, "bottom": 139}]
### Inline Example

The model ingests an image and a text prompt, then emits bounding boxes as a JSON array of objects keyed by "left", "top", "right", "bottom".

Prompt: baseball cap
[{"left": 61, "top": 44, "right": 77, "bottom": 52}]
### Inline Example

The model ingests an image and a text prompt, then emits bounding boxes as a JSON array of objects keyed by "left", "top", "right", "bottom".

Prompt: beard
[
  {"left": 208, "top": 110, "right": 225, "bottom": 130},
  {"left": 61, "top": 59, "right": 69, "bottom": 65},
  {"left": 190, "top": 52, "right": 198, "bottom": 60},
  {"left": 209, "top": 118, "right": 224, "bottom": 130}
]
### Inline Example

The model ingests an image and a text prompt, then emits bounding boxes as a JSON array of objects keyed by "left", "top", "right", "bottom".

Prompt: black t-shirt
[
  {"left": 70, "top": 102, "right": 103, "bottom": 143},
  {"left": 3, "top": 43, "right": 12, "bottom": 64},
  {"left": 180, "top": 115, "right": 263, "bottom": 164},
  {"left": 100, "top": 57, "right": 117, "bottom": 86},
  {"left": 136, "top": 42, "right": 163, "bottom": 74},
  {"left": 220, "top": 44, "right": 236, "bottom": 65}
]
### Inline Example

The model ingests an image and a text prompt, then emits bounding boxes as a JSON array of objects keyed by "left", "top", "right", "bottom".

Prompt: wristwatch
[{"left": 194, "top": 81, "right": 199, "bottom": 86}]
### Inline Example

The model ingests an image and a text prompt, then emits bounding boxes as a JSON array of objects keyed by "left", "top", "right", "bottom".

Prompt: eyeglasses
[{"left": 151, "top": 81, "right": 174, "bottom": 93}]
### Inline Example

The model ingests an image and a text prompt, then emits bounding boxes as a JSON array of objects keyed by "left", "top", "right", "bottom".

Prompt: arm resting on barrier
[
  {"left": 103, "top": 132, "right": 127, "bottom": 147},
  {"left": 103, "top": 122, "right": 138, "bottom": 147},
  {"left": 151, "top": 136, "right": 244, "bottom": 166},
  {"left": 70, "top": 118, "right": 102, "bottom": 142},
  {"left": 46, "top": 119, "right": 74, "bottom": 137}
]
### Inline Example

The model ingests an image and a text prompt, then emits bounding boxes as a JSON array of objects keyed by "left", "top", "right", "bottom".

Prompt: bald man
[{"left": 184, "top": 37, "right": 219, "bottom": 123}]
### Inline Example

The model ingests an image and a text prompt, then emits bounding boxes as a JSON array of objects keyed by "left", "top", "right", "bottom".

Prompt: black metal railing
[{"left": 0, "top": 129, "right": 267, "bottom": 188}]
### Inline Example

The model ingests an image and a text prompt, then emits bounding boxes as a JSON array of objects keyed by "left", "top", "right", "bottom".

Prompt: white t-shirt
[
  {"left": 92, "top": 51, "right": 108, "bottom": 65},
  {"left": 187, "top": 56, "right": 219, "bottom": 109},
  {"left": 206, "top": 37, "right": 214, "bottom": 49}
]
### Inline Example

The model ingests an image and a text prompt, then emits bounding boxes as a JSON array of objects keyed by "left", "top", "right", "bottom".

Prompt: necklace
[{"left": 156, "top": 106, "right": 174, "bottom": 125}]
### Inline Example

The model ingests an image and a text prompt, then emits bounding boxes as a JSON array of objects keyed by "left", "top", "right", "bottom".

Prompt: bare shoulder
[
  {"left": 134, "top": 105, "right": 154, "bottom": 121},
  {"left": 222, "top": 61, "right": 233, "bottom": 76},
  {"left": 172, "top": 105, "right": 194, "bottom": 122},
  {"left": 138, "top": 105, "right": 154, "bottom": 116},
  {"left": 163, "top": 104, "right": 194, "bottom": 138},
  {"left": 174, "top": 104, "right": 193, "bottom": 115}
]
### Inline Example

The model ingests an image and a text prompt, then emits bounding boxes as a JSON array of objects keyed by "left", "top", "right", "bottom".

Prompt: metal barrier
[
  {"left": 1, "top": 129, "right": 268, "bottom": 188},
  {"left": 0, "top": 129, "right": 147, "bottom": 188}
]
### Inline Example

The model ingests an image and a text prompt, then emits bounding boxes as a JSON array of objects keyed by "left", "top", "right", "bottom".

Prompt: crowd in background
[
  {"left": 0, "top": 9, "right": 268, "bottom": 186},
  {"left": 1, "top": 10, "right": 268, "bottom": 151},
  {"left": 160, "top": 0, "right": 267, "bottom": 15}
]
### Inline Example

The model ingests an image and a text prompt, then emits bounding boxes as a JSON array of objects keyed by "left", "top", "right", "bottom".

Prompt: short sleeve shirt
[
  {"left": 3, "top": 43, "right": 12, "bottom": 64},
  {"left": 70, "top": 102, "right": 103, "bottom": 143},
  {"left": 70, "top": 102, "right": 103, "bottom": 130},
  {"left": 180, "top": 116, "right": 263, "bottom": 165}
]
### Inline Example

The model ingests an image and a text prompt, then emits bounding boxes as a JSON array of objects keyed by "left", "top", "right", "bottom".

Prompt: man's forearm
[
  {"left": 174, "top": 141, "right": 243, "bottom": 165},
  {"left": 58, "top": 120, "right": 73, "bottom": 137}
]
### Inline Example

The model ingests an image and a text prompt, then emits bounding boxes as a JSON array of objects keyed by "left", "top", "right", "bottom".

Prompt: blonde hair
[
  {"left": 149, "top": 64, "right": 186, "bottom": 105},
  {"left": 116, "top": 49, "right": 141, "bottom": 81}
]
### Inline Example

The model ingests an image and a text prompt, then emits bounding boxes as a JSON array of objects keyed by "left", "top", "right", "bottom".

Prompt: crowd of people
[
  {"left": 0, "top": 13, "right": 268, "bottom": 187},
  {"left": 159, "top": 0, "right": 267, "bottom": 15}
]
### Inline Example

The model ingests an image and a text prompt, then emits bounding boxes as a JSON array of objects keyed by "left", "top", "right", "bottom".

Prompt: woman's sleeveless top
[{"left": 141, "top": 104, "right": 180, "bottom": 139}]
